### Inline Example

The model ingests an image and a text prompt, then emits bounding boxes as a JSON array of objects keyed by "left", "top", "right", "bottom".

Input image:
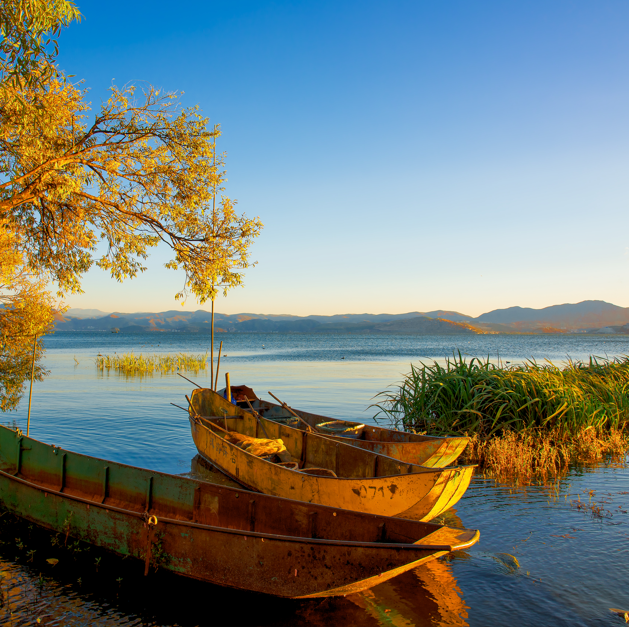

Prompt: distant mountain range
[{"left": 55, "top": 301, "right": 629, "bottom": 334}]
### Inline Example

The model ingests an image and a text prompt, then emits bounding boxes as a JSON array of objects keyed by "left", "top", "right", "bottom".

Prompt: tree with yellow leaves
[
  {"left": 0, "top": 0, "right": 263, "bottom": 410},
  {"left": 0, "top": 222, "right": 55, "bottom": 410}
]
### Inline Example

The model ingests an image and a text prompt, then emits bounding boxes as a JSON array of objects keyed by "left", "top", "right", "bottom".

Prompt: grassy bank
[
  {"left": 374, "top": 354, "right": 629, "bottom": 482},
  {"left": 96, "top": 352, "right": 208, "bottom": 375}
]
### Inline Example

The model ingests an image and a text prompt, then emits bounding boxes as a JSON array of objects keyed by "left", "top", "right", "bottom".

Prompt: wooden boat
[
  {"left": 188, "top": 390, "right": 475, "bottom": 521},
  {"left": 201, "top": 386, "right": 468, "bottom": 467},
  {"left": 0, "top": 424, "right": 479, "bottom": 598}
]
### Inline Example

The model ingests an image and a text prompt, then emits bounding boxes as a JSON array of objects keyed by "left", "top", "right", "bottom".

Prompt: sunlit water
[{"left": 1, "top": 332, "right": 628, "bottom": 626}]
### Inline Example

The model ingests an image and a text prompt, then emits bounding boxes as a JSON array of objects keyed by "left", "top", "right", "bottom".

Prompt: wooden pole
[
  {"left": 267, "top": 391, "right": 316, "bottom": 433},
  {"left": 185, "top": 394, "right": 199, "bottom": 419},
  {"left": 214, "top": 341, "right": 223, "bottom": 391},
  {"left": 210, "top": 128, "right": 217, "bottom": 394},
  {"left": 170, "top": 402, "right": 189, "bottom": 413},
  {"left": 26, "top": 334, "right": 37, "bottom": 437},
  {"left": 225, "top": 372, "right": 231, "bottom": 403},
  {"left": 245, "top": 398, "right": 270, "bottom": 439},
  {"left": 210, "top": 298, "right": 215, "bottom": 392},
  {"left": 177, "top": 372, "right": 202, "bottom": 388}
]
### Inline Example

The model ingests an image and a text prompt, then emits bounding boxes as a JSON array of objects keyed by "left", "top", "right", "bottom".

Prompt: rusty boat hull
[
  {"left": 0, "top": 425, "right": 480, "bottom": 598},
  {"left": 197, "top": 387, "right": 469, "bottom": 467},
  {"left": 189, "top": 391, "right": 475, "bottom": 521}
]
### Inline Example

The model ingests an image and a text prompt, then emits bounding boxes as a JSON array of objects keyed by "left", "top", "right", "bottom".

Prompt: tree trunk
[{"left": 210, "top": 298, "right": 215, "bottom": 390}]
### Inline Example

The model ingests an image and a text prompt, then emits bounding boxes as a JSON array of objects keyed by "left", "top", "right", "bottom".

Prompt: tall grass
[
  {"left": 96, "top": 352, "right": 208, "bottom": 375},
  {"left": 374, "top": 354, "right": 629, "bottom": 482},
  {"left": 375, "top": 353, "right": 629, "bottom": 436}
]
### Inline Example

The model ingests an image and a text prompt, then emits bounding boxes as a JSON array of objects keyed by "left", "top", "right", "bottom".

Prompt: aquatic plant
[
  {"left": 375, "top": 353, "right": 629, "bottom": 436},
  {"left": 374, "top": 354, "right": 629, "bottom": 482},
  {"left": 95, "top": 352, "right": 208, "bottom": 375},
  {"left": 464, "top": 426, "right": 627, "bottom": 483}
]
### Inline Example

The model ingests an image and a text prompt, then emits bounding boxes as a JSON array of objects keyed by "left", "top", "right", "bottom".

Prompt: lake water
[{"left": 1, "top": 331, "right": 628, "bottom": 626}]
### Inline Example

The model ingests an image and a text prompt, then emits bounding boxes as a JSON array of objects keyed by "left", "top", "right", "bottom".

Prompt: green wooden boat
[{"left": 0, "top": 424, "right": 479, "bottom": 598}]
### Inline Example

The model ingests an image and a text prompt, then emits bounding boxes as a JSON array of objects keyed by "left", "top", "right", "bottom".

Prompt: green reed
[
  {"left": 374, "top": 353, "right": 629, "bottom": 437},
  {"left": 96, "top": 352, "right": 208, "bottom": 375}
]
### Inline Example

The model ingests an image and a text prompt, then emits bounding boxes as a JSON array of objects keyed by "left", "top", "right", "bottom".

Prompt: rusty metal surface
[
  {"left": 189, "top": 391, "right": 474, "bottom": 520},
  {"left": 0, "top": 424, "right": 479, "bottom": 598},
  {"left": 195, "top": 387, "right": 469, "bottom": 467}
]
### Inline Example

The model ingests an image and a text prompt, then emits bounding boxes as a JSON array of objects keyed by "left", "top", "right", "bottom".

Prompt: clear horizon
[{"left": 58, "top": 1, "right": 629, "bottom": 317}]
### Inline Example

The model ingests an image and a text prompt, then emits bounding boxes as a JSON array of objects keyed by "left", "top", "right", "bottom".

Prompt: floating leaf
[{"left": 46, "top": 558, "right": 59, "bottom": 566}]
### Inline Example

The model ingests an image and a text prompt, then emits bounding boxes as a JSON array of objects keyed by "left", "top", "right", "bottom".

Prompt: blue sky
[{"left": 59, "top": 1, "right": 629, "bottom": 316}]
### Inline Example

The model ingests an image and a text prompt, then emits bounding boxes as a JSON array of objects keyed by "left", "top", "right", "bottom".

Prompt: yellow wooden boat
[
  {"left": 197, "top": 386, "right": 469, "bottom": 468},
  {"left": 188, "top": 389, "right": 474, "bottom": 521}
]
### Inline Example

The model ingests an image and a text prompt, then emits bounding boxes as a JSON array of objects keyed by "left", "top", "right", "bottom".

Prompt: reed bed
[
  {"left": 96, "top": 352, "right": 208, "bottom": 375},
  {"left": 374, "top": 354, "right": 629, "bottom": 483}
]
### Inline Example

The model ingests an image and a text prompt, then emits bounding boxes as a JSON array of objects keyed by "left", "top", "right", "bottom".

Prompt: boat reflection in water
[
  {"left": 347, "top": 556, "right": 469, "bottom": 627},
  {"left": 0, "top": 541, "right": 469, "bottom": 627},
  {"left": 342, "top": 509, "right": 469, "bottom": 627},
  {"left": 0, "top": 560, "right": 113, "bottom": 627}
]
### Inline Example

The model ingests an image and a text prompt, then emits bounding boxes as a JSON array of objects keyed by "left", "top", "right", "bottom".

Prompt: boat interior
[
  {"left": 216, "top": 386, "right": 455, "bottom": 445},
  {"left": 193, "top": 408, "right": 448, "bottom": 480}
]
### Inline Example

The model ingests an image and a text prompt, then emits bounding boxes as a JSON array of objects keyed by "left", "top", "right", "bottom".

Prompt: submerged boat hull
[{"left": 0, "top": 425, "right": 479, "bottom": 598}]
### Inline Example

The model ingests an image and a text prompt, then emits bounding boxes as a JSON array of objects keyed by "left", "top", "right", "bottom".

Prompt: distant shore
[{"left": 56, "top": 299, "right": 629, "bottom": 335}]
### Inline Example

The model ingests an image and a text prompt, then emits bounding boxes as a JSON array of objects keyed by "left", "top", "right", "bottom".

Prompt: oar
[
  {"left": 245, "top": 398, "right": 271, "bottom": 439},
  {"left": 173, "top": 401, "right": 241, "bottom": 419},
  {"left": 267, "top": 392, "right": 317, "bottom": 433},
  {"left": 178, "top": 373, "right": 202, "bottom": 388},
  {"left": 185, "top": 395, "right": 202, "bottom": 423}
]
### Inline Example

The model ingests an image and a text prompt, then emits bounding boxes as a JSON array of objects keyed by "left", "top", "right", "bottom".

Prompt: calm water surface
[{"left": 1, "top": 332, "right": 628, "bottom": 626}]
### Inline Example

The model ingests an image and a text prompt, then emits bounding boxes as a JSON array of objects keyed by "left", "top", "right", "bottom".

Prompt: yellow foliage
[
  {"left": 0, "top": 70, "right": 262, "bottom": 302},
  {"left": 0, "top": 220, "right": 57, "bottom": 410},
  {"left": 0, "top": 0, "right": 81, "bottom": 90}
]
